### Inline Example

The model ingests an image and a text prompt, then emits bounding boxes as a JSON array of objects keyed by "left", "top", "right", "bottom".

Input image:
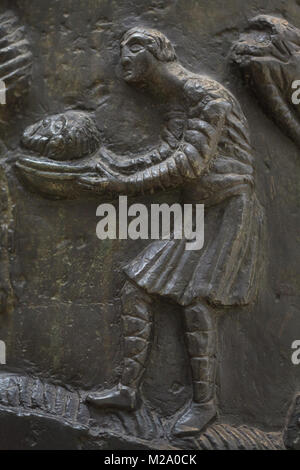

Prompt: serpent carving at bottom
[{"left": 0, "top": 371, "right": 298, "bottom": 449}]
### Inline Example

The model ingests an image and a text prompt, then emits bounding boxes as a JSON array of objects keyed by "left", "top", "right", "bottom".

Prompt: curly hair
[{"left": 22, "top": 111, "right": 101, "bottom": 161}]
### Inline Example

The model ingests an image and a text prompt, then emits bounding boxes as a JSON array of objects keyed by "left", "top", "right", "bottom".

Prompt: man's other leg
[
  {"left": 173, "top": 301, "right": 217, "bottom": 436},
  {"left": 86, "top": 280, "right": 153, "bottom": 410}
]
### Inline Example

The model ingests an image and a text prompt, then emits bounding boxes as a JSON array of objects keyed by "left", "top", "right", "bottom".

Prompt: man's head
[
  {"left": 121, "top": 27, "right": 177, "bottom": 84},
  {"left": 22, "top": 111, "right": 101, "bottom": 161}
]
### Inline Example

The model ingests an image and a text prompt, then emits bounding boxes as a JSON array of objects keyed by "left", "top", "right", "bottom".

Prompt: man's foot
[
  {"left": 85, "top": 384, "right": 137, "bottom": 411},
  {"left": 172, "top": 401, "right": 217, "bottom": 437}
]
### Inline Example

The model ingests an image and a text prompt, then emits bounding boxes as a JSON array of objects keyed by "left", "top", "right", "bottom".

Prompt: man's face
[
  {"left": 22, "top": 114, "right": 72, "bottom": 159},
  {"left": 121, "top": 33, "right": 156, "bottom": 84}
]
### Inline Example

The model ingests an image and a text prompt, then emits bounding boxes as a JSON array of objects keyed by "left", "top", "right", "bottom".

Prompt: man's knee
[
  {"left": 184, "top": 301, "right": 216, "bottom": 332},
  {"left": 121, "top": 280, "right": 153, "bottom": 321}
]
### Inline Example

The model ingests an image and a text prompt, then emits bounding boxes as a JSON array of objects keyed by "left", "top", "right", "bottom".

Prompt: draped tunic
[{"left": 120, "top": 76, "right": 265, "bottom": 308}]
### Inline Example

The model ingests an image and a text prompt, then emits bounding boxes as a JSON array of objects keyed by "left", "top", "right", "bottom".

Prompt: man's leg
[
  {"left": 173, "top": 301, "right": 217, "bottom": 436},
  {"left": 86, "top": 280, "right": 153, "bottom": 410}
]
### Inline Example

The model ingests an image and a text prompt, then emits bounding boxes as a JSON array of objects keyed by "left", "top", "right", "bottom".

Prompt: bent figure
[
  {"left": 16, "top": 27, "right": 265, "bottom": 437},
  {"left": 77, "top": 27, "right": 265, "bottom": 437}
]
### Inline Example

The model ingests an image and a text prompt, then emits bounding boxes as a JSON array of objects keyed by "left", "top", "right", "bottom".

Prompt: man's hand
[
  {"left": 96, "top": 146, "right": 139, "bottom": 175},
  {"left": 96, "top": 147, "right": 118, "bottom": 169},
  {"left": 77, "top": 162, "right": 128, "bottom": 194}
]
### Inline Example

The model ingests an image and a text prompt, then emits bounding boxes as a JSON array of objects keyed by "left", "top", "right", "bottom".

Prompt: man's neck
[{"left": 142, "top": 61, "right": 189, "bottom": 102}]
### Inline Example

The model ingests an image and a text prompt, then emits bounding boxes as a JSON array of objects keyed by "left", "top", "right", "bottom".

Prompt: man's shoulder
[{"left": 183, "top": 75, "right": 235, "bottom": 105}]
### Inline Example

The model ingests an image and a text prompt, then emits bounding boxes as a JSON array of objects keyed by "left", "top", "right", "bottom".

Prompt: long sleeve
[
  {"left": 123, "top": 97, "right": 231, "bottom": 195},
  {"left": 105, "top": 110, "right": 185, "bottom": 175}
]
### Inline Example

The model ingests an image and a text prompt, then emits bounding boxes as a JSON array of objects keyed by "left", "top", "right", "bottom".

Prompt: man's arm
[
  {"left": 97, "top": 111, "right": 185, "bottom": 175},
  {"left": 79, "top": 98, "right": 231, "bottom": 195}
]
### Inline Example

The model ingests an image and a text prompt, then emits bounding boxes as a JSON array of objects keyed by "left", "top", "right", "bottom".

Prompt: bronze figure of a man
[{"left": 76, "top": 27, "right": 265, "bottom": 437}]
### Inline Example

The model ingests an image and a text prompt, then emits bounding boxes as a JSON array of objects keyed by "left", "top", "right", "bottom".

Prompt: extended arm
[
  {"left": 79, "top": 97, "right": 231, "bottom": 196},
  {"left": 98, "top": 110, "right": 185, "bottom": 175}
]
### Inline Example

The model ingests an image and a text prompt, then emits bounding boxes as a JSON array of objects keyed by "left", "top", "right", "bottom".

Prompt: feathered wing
[
  {"left": 0, "top": 10, "right": 32, "bottom": 103},
  {"left": 231, "top": 15, "right": 300, "bottom": 147}
]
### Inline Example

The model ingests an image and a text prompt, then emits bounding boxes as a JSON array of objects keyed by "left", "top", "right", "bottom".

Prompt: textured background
[{"left": 0, "top": 0, "right": 299, "bottom": 433}]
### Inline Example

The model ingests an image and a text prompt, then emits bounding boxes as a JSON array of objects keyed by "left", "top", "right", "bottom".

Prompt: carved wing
[
  {"left": 231, "top": 15, "right": 300, "bottom": 147},
  {"left": 0, "top": 10, "right": 32, "bottom": 104}
]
